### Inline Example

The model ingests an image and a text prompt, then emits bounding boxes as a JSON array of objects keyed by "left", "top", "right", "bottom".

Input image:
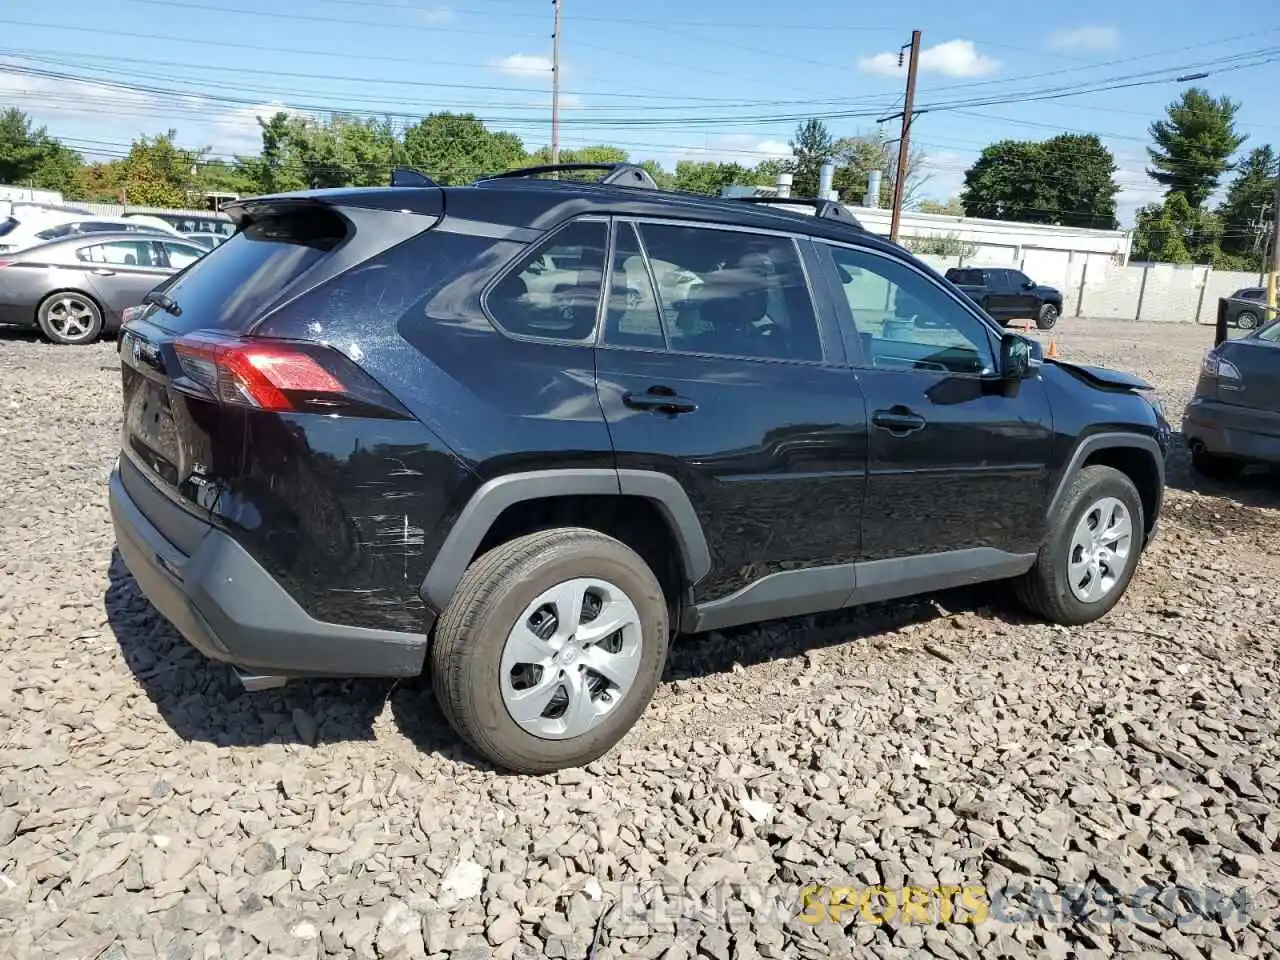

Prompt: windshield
[{"left": 1256, "top": 319, "right": 1280, "bottom": 343}]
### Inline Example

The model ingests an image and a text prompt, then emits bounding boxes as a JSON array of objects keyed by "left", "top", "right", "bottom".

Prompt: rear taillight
[
  {"left": 1202, "top": 350, "right": 1242, "bottom": 382},
  {"left": 0, "top": 260, "right": 12, "bottom": 269},
  {"left": 172, "top": 333, "right": 409, "bottom": 419}
]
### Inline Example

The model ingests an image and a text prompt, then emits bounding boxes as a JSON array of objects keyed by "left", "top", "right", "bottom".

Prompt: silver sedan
[{"left": 0, "top": 232, "right": 207, "bottom": 344}]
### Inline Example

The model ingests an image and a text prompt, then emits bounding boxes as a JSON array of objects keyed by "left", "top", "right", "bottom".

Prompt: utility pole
[
  {"left": 1269, "top": 183, "right": 1280, "bottom": 321},
  {"left": 550, "top": 0, "right": 562, "bottom": 167},
  {"left": 877, "top": 30, "right": 921, "bottom": 244}
]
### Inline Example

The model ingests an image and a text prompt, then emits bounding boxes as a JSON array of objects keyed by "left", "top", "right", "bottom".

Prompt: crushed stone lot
[{"left": 0, "top": 318, "right": 1278, "bottom": 960}]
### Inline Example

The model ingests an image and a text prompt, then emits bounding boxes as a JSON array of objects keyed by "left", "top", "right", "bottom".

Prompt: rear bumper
[
  {"left": 1183, "top": 398, "right": 1280, "bottom": 465},
  {"left": 109, "top": 462, "right": 428, "bottom": 678}
]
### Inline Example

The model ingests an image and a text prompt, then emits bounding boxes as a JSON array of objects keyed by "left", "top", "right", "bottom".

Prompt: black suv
[
  {"left": 945, "top": 267, "right": 1064, "bottom": 330},
  {"left": 109, "top": 164, "right": 1169, "bottom": 773}
]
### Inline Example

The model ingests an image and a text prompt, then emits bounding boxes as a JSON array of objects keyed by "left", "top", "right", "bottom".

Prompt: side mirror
[
  {"left": 1023, "top": 279, "right": 1036, "bottom": 289},
  {"left": 1000, "top": 332, "right": 1033, "bottom": 380}
]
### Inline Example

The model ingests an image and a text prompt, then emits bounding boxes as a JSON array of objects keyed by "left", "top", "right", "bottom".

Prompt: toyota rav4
[{"left": 109, "top": 163, "right": 1170, "bottom": 773}]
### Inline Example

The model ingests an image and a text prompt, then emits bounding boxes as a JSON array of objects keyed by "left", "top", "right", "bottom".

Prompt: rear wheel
[
  {"left": 1036, "top": 302, "right": 1060, "bottom": 330},
  {"left": 1015, "top": 465, "right": 1144, "bottom": 625},
  {"left": 431, "top": 528, "right": 669, "bottom": 774},
  {"left": 1191, "top": 444, "right": 1246, "bottom": 480},
  {"left": 37, "top": 292, "right": 103, "bottom": 345},
  {"left": 1236, "top": 310, "right": 1259, "bottom": 330}
]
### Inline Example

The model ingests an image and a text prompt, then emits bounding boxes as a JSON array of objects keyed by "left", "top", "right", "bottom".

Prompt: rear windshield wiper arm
[{"left": 143, "top": 290, "right": 183, "bottom": 317}]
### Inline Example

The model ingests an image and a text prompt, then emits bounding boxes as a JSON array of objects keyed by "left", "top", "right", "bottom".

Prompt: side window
[
  {"left": 632, "top": 222, "right": 822, "bottom": 362},
  {"left": 825, "top": 244, "right": 996, "bottom": 376},
  {"left": 163, "top": 242, "right": 202, "bottom": 269},
  {"left": 77, "top": 240, "right": 162, "bottom": 267},
  {"left": 1009, "top": 270, "right": 1031, "bottom": 288},
  {"left": 601, "top": 222, "right": 664, "bottom": 349},
  {"left": 485, "top": 219, "right": 607, "bottom": 342}
]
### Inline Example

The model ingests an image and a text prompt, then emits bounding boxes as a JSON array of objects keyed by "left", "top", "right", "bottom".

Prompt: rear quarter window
[{"left": 146, "top": 209, "right": 347, "bottom": 333}]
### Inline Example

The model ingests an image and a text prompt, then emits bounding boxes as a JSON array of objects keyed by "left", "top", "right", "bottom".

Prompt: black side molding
[
  {"left": 1047, "top": 432, "right": 1166, "bottom": 522},
  {"left": 419, "top": 468, "right": 711, "bottom": 612}
]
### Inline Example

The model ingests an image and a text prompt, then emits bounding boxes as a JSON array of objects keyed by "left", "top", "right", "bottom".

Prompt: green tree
[
  {"left": 403, "top": 112, "right": 525, "bottom": 184},
  {"left": 919, "top": 196, "right": 965, "bottom": 216},
  {"left": 788, "top": 118, "right": 837, "bottom": 197},
  {"left": 116, "top": 131, "right": 201, "bottom": 207},
  {"left": 671, "top": 160, "right": 751, "bottom": 195},
  {"left": 0, "top": 108, "right": 85, "bottom": 197},
  {"left": 961, "top": 134, "right": 1118, "bottom": 228},
  {"left": 1147, "top": 87, "right": 1247, "bottom": 209},
  {"left": 1216, "top": 144, "right": 1279, "bottom": 269},
  {"left": 1132, "top": 191, "right": 1224, "bottom": 264}
]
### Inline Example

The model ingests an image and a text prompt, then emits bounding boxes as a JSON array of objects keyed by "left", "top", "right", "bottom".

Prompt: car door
[
  {"left": 595, "top": 217, "right": 868, "bottom": 624},
  {"left": 981, "top": 269, "right": 1016, "bottom": 320},
  {"left": 78, "top": 239, "right": 172, "bottom": 322},
  {"left": 1007, "top": 269, "right": 1040, "bottom": 319},
  {"left": 816, "top": 240, "right": 1054, "bottom": 596}
]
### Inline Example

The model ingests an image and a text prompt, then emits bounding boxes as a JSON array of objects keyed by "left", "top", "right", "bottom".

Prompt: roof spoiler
[
  {"left": 389, "top": 167, "right": 439, "bottom": 187},
  {"left": 729, "top": 196, "right": 865, "bottom": 229},
  {"left": 476, "top": 163, "right": 659, "bottom": 189}
]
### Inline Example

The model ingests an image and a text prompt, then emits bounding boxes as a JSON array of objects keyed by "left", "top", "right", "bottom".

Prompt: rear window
[{"left": 147, "top": 209, "right": 347, "bottom": 333}]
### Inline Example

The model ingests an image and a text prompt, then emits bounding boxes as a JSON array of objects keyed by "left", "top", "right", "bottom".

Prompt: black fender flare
[
  {"left": 419, "top": 468, "right": 711, "bottom": 612},
  {"left": 1047, "top": 431, "right": 1166, "bottom": 527}
]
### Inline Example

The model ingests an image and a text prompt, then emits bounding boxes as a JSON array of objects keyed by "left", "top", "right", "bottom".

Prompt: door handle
[
  {"left": 872, "top": 406, "right": 927, "bottom": 436},
  {"left": 92, "top": 268, "right": 116, "bottom": 276},
  {"left": 622, "top": 386, "right": 697, "bottom": 415}
]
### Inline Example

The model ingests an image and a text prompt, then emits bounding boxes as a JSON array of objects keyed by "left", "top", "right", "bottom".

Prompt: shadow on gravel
[
  {"left": 1163, "top": 429, "right": 1280, "bottom": 511},
  {"left": 104, "top": 549, "right": 487, "bottom": 765},
  {"left": 665, "top": 582, "right": 1029, "bottom": 681}
]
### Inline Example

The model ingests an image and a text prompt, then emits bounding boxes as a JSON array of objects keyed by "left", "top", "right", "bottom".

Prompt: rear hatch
[
  {"left": 1213, "top": 335, "right": 1280, "bottom": 416},
  {"left": 117, "top": 191, "right": 442, "bottom": 546},
  {"left": 118, "top": 201, "right": 359, "bottom": 543}
]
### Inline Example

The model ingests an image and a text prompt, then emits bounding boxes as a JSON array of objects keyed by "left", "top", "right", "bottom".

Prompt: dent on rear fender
[{"left": 214, "top": 411, "right": 474, "bottom": 633}]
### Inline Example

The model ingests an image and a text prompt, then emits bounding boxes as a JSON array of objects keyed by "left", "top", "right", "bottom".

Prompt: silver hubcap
[
  {"left": 46, "top": 296, "right": 95, "bottom": 340},
  {"left": 500, "top": 578, "right": 643, "bottom": 740},
  {"left": 1068, "top": 497, "right": 1133, "bottom": 603}
]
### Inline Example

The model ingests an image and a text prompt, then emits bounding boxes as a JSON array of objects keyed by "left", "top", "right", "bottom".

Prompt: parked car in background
[
  {"left": 1222, "top": 286, "right": 1275, "bottom": 330},
  {"left": 108, "top": 163, "right": 1168, "bottom": 773},
  {"left": 945, "top": 267, "right": 1064, "bottom": 330},
  {"left": 0, "top": 211, "right": 180, "bottom": 254},
  {"left": 124, "top": 210, "right": 235, "bottom": 239},
  {"left": 1183, "top": 317, "right": 1280, "bottom": 477},
  {"left": 0, "top": 232, "right": 208, "bottom": 344},
  {"left": 180, "top": 232, "right": 226, "bottom": 251}
]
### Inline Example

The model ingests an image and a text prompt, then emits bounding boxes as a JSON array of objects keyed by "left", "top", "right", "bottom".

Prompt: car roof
[
  {"left": 230, "top": 163, "right": 907, "bottom": 258},
  {"left": 11, "top": 231, "right": 197, "bottom": 255}
]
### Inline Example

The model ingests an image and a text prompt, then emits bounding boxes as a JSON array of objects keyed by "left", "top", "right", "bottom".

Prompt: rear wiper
[{"left": 143, "top": 290, "right": 183, "bottom": 317}]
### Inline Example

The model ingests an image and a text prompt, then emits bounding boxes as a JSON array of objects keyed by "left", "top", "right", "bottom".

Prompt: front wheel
[
  {"left": 1015, "top": 465, "right": 1144, "bottom": 625},
  {"left": 1036, "top": 302, "right": 1060, "bottom": 330},
  {"left": 1236, "top": 311, "right": 1259, "bottom": 330},
  {"left": 431, "top": 528, "right": 669, "bottom": 774}
]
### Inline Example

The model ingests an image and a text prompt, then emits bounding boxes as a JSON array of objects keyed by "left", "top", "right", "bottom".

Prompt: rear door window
[
  {"left": 144, "top": 208, "right": 348, "bottom": 333},
  {"left": 485, "top": 219, "right": 608, "bottom": 342},
  {"left": 160, "top": 241, "right": 204, "bottom": 270},
  {"left": 77, "top": 240, "right": 165, "bottom": 267}
]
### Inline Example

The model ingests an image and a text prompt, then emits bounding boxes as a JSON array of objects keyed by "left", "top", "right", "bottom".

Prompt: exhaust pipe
[{"left": 234, "top": 667, "right": 288, "bottom": 691}]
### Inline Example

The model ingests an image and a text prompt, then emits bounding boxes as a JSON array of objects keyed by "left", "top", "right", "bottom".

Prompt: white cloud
[
  {"left": 493, "top": 53, "right": 554, "bottom": 78},
  {"left": 1048, "top": 26, "right": 1120, "bottom": 52},
  {"left": 859, "top": 39, "right": 1000, "bottom": 79},
  {"left": 418, "top": 5, "right": 452, "bottom": 25}
]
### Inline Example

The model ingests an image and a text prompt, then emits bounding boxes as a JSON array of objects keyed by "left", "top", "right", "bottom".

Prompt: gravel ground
[{"left": 0, "top": 319, "right": 1277, "bottom": 960}]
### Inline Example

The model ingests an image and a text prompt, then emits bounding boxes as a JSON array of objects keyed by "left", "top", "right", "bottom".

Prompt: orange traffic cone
[{"left": 1047, "top": 340, "right": 1060, "bottom": 359}]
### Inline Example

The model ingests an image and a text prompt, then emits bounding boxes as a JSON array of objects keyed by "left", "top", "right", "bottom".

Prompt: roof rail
[
  {"left": 729, "top": 195, "right": 865, "bottom": 229},
  {"left": 477, "top": 163, "right": 659, "bottom": 189},
  {"left": 389, "top": 167, "right": 438, "bottom": 187}
]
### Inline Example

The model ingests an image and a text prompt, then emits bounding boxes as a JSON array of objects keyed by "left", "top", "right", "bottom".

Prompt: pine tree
[{"left": 1146, "top": 88, "right": 1246, "bottom": 209}]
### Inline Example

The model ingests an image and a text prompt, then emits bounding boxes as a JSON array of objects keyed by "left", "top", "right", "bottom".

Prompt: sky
[{"left": 1, "top": 0, "right": 1278, "bottom": 227}]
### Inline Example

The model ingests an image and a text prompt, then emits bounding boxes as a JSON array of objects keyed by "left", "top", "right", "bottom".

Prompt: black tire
[
  {"left": 1036, "top": 302, "right": 1060, "bottom": 330},
  {"left": 431, "top": 527, "right": 669, "bottom": 774},
  {"left": 37, "top": 291, "right": 104, "bottom": 345},
  {"left": 1236, "top": 310, "right": 1259, "bottom": 330},
  {"left": 1014, "top": 465, "right": 1144, "bottom": 626},
  {"left": 1191, "top": 444, "right": 1245, "bottom": 480}
]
